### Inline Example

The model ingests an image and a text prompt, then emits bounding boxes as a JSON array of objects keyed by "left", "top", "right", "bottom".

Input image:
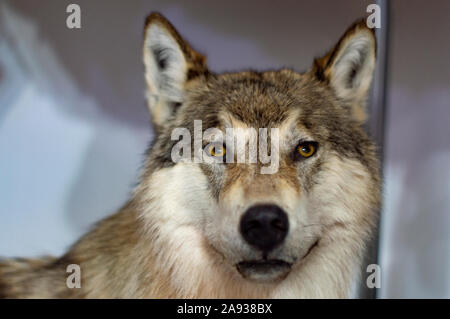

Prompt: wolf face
[{"left": 136, "top": 13, "right": 381, "bottom": 295}]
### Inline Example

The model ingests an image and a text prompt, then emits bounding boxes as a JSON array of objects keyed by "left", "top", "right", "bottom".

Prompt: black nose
[{"left": 240, "top": 204, "right": 289, "bottom": 252}]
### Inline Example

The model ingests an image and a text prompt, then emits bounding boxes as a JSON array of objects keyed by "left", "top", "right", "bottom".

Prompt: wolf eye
[
  {"left": 207, "top": 143, "right": 226, "bottom": 157},
  {"left": 296, "top": 141, "right": 317, "bottom": 159}
]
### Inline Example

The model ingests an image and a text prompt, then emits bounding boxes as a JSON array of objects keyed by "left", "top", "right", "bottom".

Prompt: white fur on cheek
[
  {"left": 138, "top": 164, "right": 225, "bottom": 297},
  {"left": 274, "top": 155, "right": 378, "bottom": 298}
]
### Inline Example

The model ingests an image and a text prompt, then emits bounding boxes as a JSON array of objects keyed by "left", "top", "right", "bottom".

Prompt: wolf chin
[{"left": 0, "top": 13, "right": 381, "bottom": 298}]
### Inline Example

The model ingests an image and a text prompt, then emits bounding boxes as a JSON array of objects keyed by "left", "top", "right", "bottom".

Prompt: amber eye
[
  {"left": 296, "top": 142, "right": 317, "bottom": 158},
  {"left": 208, "top": 143, "right": 226, "bottom": 157}
]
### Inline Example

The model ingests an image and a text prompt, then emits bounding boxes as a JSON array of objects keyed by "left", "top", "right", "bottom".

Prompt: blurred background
[{"left": 0, "top": 0, "right": 448, "bottom": 298}]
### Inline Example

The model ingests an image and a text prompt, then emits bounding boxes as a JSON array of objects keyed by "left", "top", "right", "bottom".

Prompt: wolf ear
[
  {"left": 312, "top": 20, "right": 376, "bottom": 123},
  {"left": 143, "top": 12, "right": 208, "bottom": 127}
]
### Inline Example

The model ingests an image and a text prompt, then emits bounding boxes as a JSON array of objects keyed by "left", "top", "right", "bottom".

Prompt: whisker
[{"left": 301, "top": 223, "right": 323, "bottom": 228}]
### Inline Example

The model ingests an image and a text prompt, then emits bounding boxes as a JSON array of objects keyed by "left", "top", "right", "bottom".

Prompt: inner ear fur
[
  {"left": 143, "top": 12, "right": 209, "bottom": 128},
  {"left": 312, "top": 19, "right": 377, "bottom": 123}
]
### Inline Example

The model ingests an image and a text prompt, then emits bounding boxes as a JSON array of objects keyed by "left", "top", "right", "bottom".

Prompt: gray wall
[
  {"left": 378, "top": 0, "right": 450, "bottom": 298},
  {"left": 0, "top": 0, "right": 448, "bottom": 298}
]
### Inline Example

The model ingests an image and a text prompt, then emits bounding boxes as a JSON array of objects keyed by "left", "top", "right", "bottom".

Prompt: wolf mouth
[
  {"left": 236, "top": 239, "right": 320, "bottom": 282},
  {"left": 237, "top": 259, "right": 292, "bottom": 271},
  {"left": 236, "top": 259, "right": 292, "bottom": 282}
]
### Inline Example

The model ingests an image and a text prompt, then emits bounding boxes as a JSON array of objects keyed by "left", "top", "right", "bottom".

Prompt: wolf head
[{"left": 136, "top": 13, "right": 381, "bottom": 296}]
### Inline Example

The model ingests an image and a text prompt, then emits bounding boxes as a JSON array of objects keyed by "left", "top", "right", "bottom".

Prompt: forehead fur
[
  {"left": 180, "top": 68, "right": 362, "bottom": 131},
  {"left": 183, "top": 70, "right": 372, "bottom": 149},
  {"left": 185, "top": 70, "right": 319, "bottom": 128}
]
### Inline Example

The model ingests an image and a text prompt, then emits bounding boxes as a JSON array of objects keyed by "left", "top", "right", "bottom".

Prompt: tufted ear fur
[
  {"left": 143, "top": 12, "right": 208, "bottom": 128},
  {"left": 312, "top": 20, "right": 376, "bottom": 123}
]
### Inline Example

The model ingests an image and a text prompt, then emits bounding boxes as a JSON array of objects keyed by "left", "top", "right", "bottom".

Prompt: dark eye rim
[{"left": 293, "top": 141, "right": 319, "bottom": 160}]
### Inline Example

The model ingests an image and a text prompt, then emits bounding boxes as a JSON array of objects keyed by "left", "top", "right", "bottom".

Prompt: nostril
[{"left": 271, "top": 218, "right": 287, "bottom": 231}]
